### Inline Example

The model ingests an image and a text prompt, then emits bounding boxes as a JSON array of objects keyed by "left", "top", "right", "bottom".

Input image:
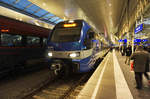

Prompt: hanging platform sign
[{"left": 134, "top": 24, "right": 143, "bottom": 34}]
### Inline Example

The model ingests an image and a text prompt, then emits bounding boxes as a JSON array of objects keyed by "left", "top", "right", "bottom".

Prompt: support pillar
[{"left": 132, "top": 28, "right": 135, "bottom": 53}]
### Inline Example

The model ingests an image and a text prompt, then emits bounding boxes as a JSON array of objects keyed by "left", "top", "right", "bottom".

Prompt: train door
[{"left": 83, "top": 29, "right": 96, "bottom": 67}]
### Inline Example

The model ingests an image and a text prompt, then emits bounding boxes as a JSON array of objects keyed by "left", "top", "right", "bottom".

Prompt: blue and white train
[{"left": 46, "top": 20, "right": 108, "bottom": 76}]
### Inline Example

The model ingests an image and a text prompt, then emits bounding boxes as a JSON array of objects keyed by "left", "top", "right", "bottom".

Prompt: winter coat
[
  {"left": 126, "top": 46, "right": 132, "bottom": 56},
  {"left": 130, "top": 51, "right": 150, "bottom": 72}
]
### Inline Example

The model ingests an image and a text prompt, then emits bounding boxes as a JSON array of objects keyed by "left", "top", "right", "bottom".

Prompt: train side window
[
  {"left": 87, "top": 29, "right": 95, "bottom": 39},
  {"left": 26, "top": 36, "right": 40, "bottom": 46},
  {"left": 1, "top": 33, "right": 22, "bottom": 47},
  {"left": 84, "top": 29, "right": 95, "bottom": 49},
  {"left": 43, "top": 38, "right": 47, "bottom": 45}
]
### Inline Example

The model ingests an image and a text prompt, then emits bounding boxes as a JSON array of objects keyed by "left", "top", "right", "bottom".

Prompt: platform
[{"left": 77, "top": 50, "right": 150, "bottom": 99}]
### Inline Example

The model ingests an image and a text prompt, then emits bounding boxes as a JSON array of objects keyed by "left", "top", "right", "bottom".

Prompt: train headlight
[
  {"left": 69, "top": 52, "right": 80, "bottom": 58},
  {"left": 48, "top": 52, "right": 52, "bottom": 57}
]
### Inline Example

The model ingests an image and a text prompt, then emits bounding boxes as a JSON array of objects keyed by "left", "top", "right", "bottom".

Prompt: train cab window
[
  {"left": 1, "top": 33, "right": 22, "bottom": 47},
  {"left": 26, "top": 36, "right": 40, "bottom": 46},
  {"left": 51, "top": 27, "right": 81, "bottom": 42}
]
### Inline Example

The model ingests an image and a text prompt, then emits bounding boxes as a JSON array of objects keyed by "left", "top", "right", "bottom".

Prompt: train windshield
[{"left": 50, "top": 27, "right": 81, "bottom": 42}]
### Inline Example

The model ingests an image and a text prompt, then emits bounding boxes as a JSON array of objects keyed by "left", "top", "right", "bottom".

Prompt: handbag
[{"left": 130, "top": 60, "right": 134, "bottom": 71}]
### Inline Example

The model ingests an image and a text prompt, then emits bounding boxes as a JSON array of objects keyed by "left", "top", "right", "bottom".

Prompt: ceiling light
[
  {"left": 69, "top": 20, "right": 74, "bottom": 23},
  {"left": 109, "top": 12, "right": 112, "bottom": 15},
  {"left": 43, "top": 3, "right": 46, "bottom": 6},
  {"left": 109, "top": 3, "right": 112, "bottom": 7},
  {"left": 63, "top": 17, "right": 66, "bottom": 20}
]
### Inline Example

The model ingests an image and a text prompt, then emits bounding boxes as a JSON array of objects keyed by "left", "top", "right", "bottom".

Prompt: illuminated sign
[
  {"left": 134, "top": 24, "right": 143, "bottom": 34},
  {"left": 118, "top": 39, "right": 123, "bottom": 42},
  {"left": 118, "top": 39, "right": 147, "bottom": 43},
  {"left": 63, "top": 23, "right": 77, "bottom": 27},
  {"left": 134, "top": 39, "right": 148, "bottom": 42},
  {"left": 134, "top": 39, "right": 141, "bottom": 42},
  {"left": 118, "top": 39, "right": 127, "bottom": 42},
  {"left": 124, "top": 39, "right": 127, "bottom": 43},
  {"left": 142, "top": 39, "right": 148, "bottom": 42},
  {"left": 1, "top": 29, "right": 9, "bottom": 32}
]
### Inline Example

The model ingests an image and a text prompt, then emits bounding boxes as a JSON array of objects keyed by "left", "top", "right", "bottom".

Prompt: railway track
[{"left": 24, "top": 71, "right": 93, "bottom": 99}]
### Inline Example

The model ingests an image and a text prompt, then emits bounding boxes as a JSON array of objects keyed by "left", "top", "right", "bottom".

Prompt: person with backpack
[{"left": 130, "top": 46, "right": 150, "bottom": 89}]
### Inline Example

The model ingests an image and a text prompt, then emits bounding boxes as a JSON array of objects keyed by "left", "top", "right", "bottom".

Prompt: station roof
[
  {"left": 0, "top": 0, "right": 63, "bottom": 25},
  {"left": 1, "top": 0, "right": 150, "bottom": 44}
]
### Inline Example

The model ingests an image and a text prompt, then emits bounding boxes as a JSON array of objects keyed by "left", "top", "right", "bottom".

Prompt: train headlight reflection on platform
[
  {"left": 69, "top": 52, "right": 80, "bottom": 58},
  {"left": 48, "top": 52, "right": 52, "bottom": 57}
]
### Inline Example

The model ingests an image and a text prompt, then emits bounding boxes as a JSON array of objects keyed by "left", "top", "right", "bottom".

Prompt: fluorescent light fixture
[{"left": 69, "top": 20, "right": 74, "bottom": 23}]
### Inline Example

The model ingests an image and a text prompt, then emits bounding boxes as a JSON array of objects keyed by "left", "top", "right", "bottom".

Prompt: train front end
[{"left": 46, "top": 20, "right": 93, "bottom": 76}]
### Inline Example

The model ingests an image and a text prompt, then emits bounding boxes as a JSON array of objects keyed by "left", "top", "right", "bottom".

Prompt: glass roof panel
[
  {"left": 1, "top": 0, "right": 16, "bottom": 4},
  {"left": 49, "top": 17, "right": 60, "bottom": 22},
  {"left": 28, "top": 4, "right": 40, "bottom": 10},
  {"left": 42, "top": 13, "right": 54, "bottom": 20},
  {"left": 16, "top": 0, "right": 31, "bottom": 8},
  {"left": 44, "top": 13, "right": 54, "bottom": 17},
  {"left": 25, "top": 5, "right": 40, "bottom": 14},
  {"left": 55, "top": 19, "right": 64, "bottom": 24},
  {"left": 34, "top": 9, "right": 48, "bottom": 17},
  {"left": 13, "top": 3, "right": 24, "bottom": 10}
]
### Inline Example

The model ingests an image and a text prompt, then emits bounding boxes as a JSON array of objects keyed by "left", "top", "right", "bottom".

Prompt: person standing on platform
[
  {"left": 120, "top": 45, "right": 126, "bottom": 56},
  {"left": 130, "top": 46, "right": 150, "bottom": 89},
  {"left": 125, "top": 45, "right": 132, "bottom": 65}
]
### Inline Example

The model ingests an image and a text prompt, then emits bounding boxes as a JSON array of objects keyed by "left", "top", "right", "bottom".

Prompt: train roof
[
  {"left": 54, "top": 19, "right": 90, "bottom": 28},
  {"left": 0, "top": 15, "right": 51, "bottom": 37}
]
